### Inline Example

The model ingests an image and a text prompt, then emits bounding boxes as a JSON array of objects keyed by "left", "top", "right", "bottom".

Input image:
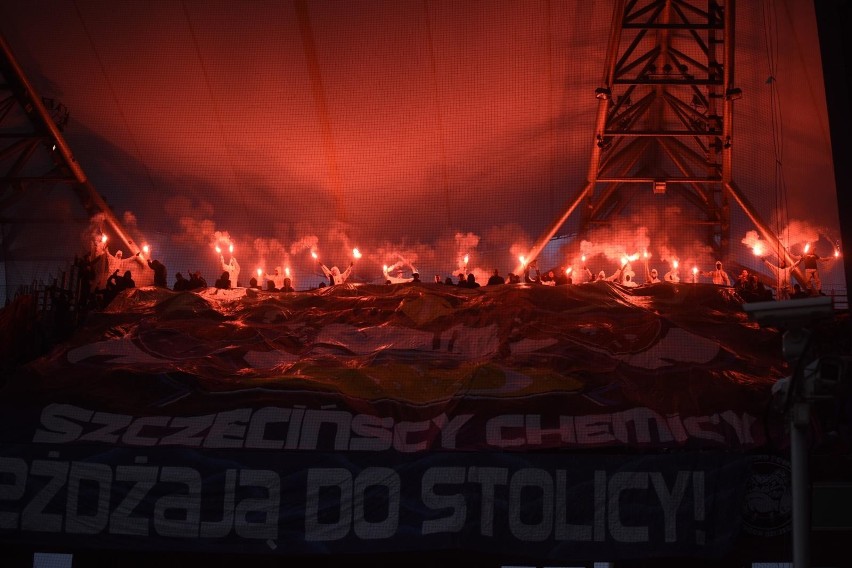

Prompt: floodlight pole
[
  {"left": 776, "top": 315, "right": 824, "bottom": 568},
  {"left": 790, "top": 399, "right": 810, "bottom": 568},
  {"left": 745, "top": 297, "right": 835, "bottom": 568}
]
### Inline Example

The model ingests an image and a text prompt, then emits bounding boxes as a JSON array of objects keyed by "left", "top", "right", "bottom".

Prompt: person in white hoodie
[
  {"left": 702, "top": 260, "right": 731, "bottom": 286},
  {"left": 383, "top": 262, "right": 417, "bottom": 284},
  {"left": 264, "top": 267, "right": 287, "bottom": 290},
  {"left": 220, "top": 254, "right": 241, "bottom": 288},
  {"left": 319, "top": 260, "right": 354, "bottom": 285},
  {"left": 763, "top": 256, "right": 801, "bottom": 300}
]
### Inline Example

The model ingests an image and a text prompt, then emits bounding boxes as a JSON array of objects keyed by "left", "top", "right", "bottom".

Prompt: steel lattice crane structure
[
  {"left": 0, "top": 32, "right": 143, "bottom": 290},
  {"left": 2, "top": 4, "right": 814, "bottom": 292},
  {"left": 526, "top": 0, "right": 804, "bottom": 283}
]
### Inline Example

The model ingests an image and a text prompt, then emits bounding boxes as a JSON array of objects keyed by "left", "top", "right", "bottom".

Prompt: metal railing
[{"left": 827, "top": 288, "right": 848, "bottom": 312}]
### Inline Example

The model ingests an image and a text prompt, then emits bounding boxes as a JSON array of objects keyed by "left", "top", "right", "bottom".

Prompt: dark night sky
[{"left": 0, "top": 0, "right": 845, "bottom": 290}]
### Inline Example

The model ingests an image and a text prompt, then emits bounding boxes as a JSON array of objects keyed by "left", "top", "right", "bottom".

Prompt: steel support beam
[
  {"left": 0, "top": 31, "right": 144, "bottom": 263},
  {"left": 528, "top": 0, "right": 791, "bottom": 273}
]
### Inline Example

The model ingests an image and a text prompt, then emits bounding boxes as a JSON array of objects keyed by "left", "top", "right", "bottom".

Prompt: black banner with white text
[{"left": 0, "top": 446, "right": 750, "bottom": 560}]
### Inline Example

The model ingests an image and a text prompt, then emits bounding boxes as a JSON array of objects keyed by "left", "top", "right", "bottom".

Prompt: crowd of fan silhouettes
[{"left": 64, "top": 249, "right": 829, "bottom": 314}]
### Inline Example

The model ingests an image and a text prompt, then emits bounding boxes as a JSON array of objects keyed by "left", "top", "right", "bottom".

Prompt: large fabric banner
[
  {"left": 0, "top": 283, "right": 792, "bottom": 560},
  {"left": 1, "top": 283, "right": 785, "bottom": 454},
  {"left": 0, "top": 446, "right": 750, "bottom": 560}
]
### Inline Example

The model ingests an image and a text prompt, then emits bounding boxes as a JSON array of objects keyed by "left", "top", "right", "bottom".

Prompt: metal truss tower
[
  {"left": 527, "top": 0, "right": 803, "bottom": 279},
  {"left": 0, "top": 31, "right": 142, "bottom": 289}
]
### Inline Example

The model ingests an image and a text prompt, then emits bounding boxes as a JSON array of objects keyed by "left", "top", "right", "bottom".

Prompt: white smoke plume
[
  {"left": 212, "top": 230, "right": 232, "bottom": 249},
  {"left": 83, "top": 213, "right": 108, "bottom": 254},
  {"left": 290, "top": 234, "right": 319, "bottom": 256},
  {"left": 175, "top": 217, "right": 217, "bottom": 246},
  {"left": 776, "top": 219, "right": 837, "bottom": 253},
  {"left": 741, "top": 230, "right": 769, "bottom": 257},
  {"left": 570, "top": 207, "right": 721, "bottom": 275},
  {"left": 252, "top": 237, "right": 291, "bottom": 272}
]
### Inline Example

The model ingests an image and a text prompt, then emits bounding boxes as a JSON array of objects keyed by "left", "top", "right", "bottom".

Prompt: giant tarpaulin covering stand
[{"left": 0, "top": 282, "right": 794, "bottom": 563}]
